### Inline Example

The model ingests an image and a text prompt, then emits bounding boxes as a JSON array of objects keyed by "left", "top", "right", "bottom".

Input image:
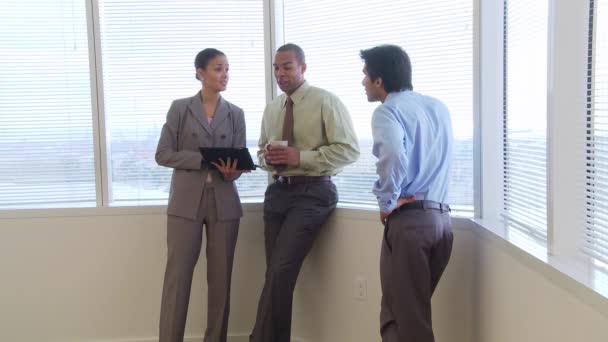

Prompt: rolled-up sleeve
[{"left": 371, "top": 106, "right": 409, "bottom": 213}]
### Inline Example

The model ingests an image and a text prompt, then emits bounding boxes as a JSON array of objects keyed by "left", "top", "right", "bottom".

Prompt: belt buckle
[{"left": 277, "top": 175, "right": 291, "bottom": 184}]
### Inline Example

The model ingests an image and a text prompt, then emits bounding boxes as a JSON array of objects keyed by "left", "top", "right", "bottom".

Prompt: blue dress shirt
[{"left": 372, "top": 90, "right": 453, "bottom": 213}]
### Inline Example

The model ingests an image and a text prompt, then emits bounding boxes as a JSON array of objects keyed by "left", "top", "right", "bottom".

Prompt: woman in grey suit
[{"left": 156, "top": 48, "right": 247, "bottom": 342}]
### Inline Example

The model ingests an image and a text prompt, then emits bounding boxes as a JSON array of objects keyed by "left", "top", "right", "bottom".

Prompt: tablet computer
[{"left": 199, "top": 147, "right": 256, "bottom": 170}]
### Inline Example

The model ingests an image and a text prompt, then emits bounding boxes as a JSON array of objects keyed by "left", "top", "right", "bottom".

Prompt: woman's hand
[{"left": 211, "top": 157, "right": 249, "bottom": 181}]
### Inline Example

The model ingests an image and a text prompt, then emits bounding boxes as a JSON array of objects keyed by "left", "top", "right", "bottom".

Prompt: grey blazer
[{"left": 155, "top": 92, "right": 246, "bottom": 221}]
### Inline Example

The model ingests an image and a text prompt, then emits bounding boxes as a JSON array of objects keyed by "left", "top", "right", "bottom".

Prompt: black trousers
[
  {"left": 250, "top": 180, "right": 338, "bottom": 342},
  {"left": 380, "top": 204, "right": 453, "bottom": 342}
]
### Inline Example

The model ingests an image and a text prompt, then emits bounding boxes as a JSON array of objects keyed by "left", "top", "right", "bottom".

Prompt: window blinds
[
  {"left": 0, "top": 0, "right": 96, "bottom": 209},
  {"left": 585, "top": 0, "right": 608, "bottom": 266},
  {"left": 98, "top": 0, "right": 266, "bottom": 205},
  {"left": 282, "top": 0, "right": 474, "bottom": 211},
  {"left": 502, "top": 0, "right": 549, "bottom": 243}
]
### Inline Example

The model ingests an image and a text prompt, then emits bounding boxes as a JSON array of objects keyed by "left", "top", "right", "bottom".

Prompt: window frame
[
  {"left": 277, "top": 0, "right": 477, "bottom": 214},
  {"left": 0, "top": 0, "right": 479, "bottom": 217},
  {"left": 0, "top": 1, "right": 481, "bottom": 220},
  {"left": 478, "top": 0, "right": 599, "bottom": 288}
]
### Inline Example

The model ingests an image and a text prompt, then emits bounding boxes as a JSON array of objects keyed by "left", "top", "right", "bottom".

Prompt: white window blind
[
  {"left": 98, "top": 0, "right": 267, "bottom": 205},
  {"left": 502, "top": 0, "right": 549, "bottom": 243},
  {"left": 585, "top": 0, "right": 608, "bottom": 268},
  {"left": 0, "top": 0, "right": 97, "bottom": 209},
  {"left": 282, "top": 0, "right": 474, "bottom": 212}
]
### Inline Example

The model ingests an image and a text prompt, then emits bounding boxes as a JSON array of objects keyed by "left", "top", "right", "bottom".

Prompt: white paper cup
[
  {"left": 266, "top": 140, "right": 288, "bottom": 166},
  {"left": 267, "top": 140, "right": 288, "bottom": 151}
]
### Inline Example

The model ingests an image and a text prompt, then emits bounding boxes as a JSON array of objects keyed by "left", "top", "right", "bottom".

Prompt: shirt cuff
[
  {"left": 299, "top": 150, "right": 318, "bottom": 170},
  {"left": 379, "top": 194, "right": 399, "bottom": 213}
]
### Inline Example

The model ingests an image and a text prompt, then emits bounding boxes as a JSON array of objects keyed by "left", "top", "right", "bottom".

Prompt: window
[
  {"left": 502, "top": 0, "right": 549, "bottom": 244},
  {"left": 1, "top": 0, "right": 478, "bottom": 211},
  {"left": 0, "top": 0, "right": 96, "bottom": 209},
  {"left": 281, "top": 0, "right": 474, "bottom": 212},
  {"left": 98, "top": 0, "right": 266, "bottom": 205},
  {"left": 585, "top": 0, "right": 608, "bottom": 271}
]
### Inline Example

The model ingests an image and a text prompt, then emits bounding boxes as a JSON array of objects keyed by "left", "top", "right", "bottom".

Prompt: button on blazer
[{"left": 155, "top": 92, "right": 246, "bottom": 221}]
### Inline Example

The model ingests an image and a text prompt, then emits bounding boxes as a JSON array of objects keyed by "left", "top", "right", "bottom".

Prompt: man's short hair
[
  {"left": 360, "top": 44, "right": 413, "bottom": 92},
  {"left": 277, "top": 43, "right": 306, "bottom": 65}
]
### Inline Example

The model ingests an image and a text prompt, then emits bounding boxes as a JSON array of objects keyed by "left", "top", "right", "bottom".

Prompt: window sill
[
  {"left": 0, "top": 201, "right": 474, "bottom": 219},
  {"left": 471, "top": 217, "right": 608, "bottom": 317}
]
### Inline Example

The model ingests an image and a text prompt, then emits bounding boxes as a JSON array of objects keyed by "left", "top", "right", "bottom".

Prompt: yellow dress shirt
[{"left": 257, "top": 81, "right": 360, "bottom": 176}]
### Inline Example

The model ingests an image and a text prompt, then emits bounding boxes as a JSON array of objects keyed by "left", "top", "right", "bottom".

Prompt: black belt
[
  {"left": 273, "top": 175, "right": 331, "bottom": 185},
  {"left": 394, "top": 200, "right": 450, "bottom": 212}
]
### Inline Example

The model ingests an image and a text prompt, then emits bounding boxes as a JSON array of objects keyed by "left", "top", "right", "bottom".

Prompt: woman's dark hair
[
  {"left": 194, "top": 48, "right": 225, "bottom": 80},
  {"left": 360, "top": 44, "right": 413, "bottom": 92}
]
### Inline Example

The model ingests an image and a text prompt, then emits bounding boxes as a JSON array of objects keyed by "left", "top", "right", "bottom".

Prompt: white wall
[
  {"left": 291, "top": 211, "right": 475, "bottom": 342},
  {"left": 0, "top": 207, "right": 268, "bottom": 342},
  {"left": 1, "top": 208, "right": 607, "bottom": 342},
  {"left": 0, "top": 207, "right": 471, "bottom": 342},
  {"left": 473, "top": 228, "right": 608, "bottom": 342}
]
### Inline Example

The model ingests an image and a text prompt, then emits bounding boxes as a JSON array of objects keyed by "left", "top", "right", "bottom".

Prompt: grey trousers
[
  {"left": 159, "top": 187, "right": 240, "bottom": 342},
  {"left": 380, "top": 204, "right": 453, "bottom": 342},
  {"left": 250, "top": 181, "right": 338, "bottom": 342}
]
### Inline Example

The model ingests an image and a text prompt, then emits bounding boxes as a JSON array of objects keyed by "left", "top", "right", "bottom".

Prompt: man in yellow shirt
[{"left": 250, "top": 43, "right": 360, "bottom": 342}]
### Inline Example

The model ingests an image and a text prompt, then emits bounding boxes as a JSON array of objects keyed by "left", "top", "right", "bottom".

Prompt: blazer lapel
[
  {"left": 187, "top": 91, "right": 212, "bottom": 135},
  {"left": 210, "top": 97, "right": 230, "bottom": 131}
]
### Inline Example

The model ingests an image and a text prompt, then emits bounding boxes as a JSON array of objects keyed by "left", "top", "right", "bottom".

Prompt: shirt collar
[
  {"left": 282, "top": 80, "right": 310, "bottom": 107},
  {"left": 385, "top": 89, "right": 413, "bottom": 103}
]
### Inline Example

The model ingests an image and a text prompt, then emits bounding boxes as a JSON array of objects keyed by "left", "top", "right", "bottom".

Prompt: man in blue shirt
[{"left": 360, "top": 44, "right": 454, "bottom": 342}]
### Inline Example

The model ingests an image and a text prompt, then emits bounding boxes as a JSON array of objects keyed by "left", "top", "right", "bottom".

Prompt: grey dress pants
[
  {"left": 159, "top": 186, "right": 240, "bottom": 342},
  {"left": 380, "top": 202, "right": 453, "bottom": 342},
  {"left": 250, "top": 180, "right": 338, "bottom": 342}
]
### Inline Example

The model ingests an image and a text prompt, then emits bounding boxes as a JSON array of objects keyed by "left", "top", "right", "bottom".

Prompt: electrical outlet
[{"left": 354, "top": 276, "right": 367, "bottom": 300}]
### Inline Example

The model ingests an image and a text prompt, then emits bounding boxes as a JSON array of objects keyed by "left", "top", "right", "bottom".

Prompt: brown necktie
[{"left": 282, "top": 96, "right": 294, "bottom": 146}]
